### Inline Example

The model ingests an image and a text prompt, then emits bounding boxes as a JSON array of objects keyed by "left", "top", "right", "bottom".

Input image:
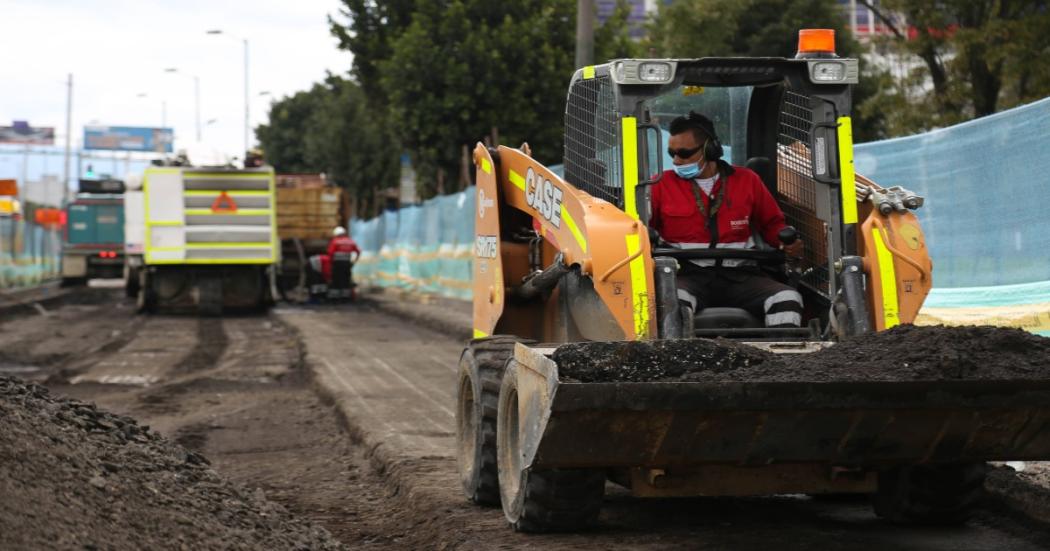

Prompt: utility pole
[
  {"left": 64, "top": 73, "right": 73, "bottom": 201},
  {"left": 206, "top": 30, "right": 251, "bottom": 155},
  {"left": 575, "top": 0, "right": 595, "bottom": 69}
]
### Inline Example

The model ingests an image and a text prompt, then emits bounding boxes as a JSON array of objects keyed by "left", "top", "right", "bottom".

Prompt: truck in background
[
  {"left": 273, "top": 173, "right": 347, "bottom": 300},
  {"left": 60, "top": 178, "right": 125, "bottom": 286},
  {"left": 132, "top": 166, "right": 278, "bottom": 314}
]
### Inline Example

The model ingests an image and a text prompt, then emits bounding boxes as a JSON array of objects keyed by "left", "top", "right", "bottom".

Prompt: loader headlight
[
  {"left": 638, "top": 62, "right": 673, "bottom": 82},
  {"left": 608, "top": 60, "right": 678, "bottom": 85},
  {"left": 808, "top": 59, "right": 859, "bottom": 84}
]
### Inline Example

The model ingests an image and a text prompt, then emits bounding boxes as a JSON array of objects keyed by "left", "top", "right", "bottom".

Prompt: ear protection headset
[{"left": 686, "top": 111, "right": 723, "bottom": 162}]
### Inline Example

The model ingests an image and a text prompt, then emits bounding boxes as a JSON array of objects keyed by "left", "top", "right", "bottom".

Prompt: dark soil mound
[
  {"left": 554, "top": 325, "right": 1050, "bottom": 383},
  {"left": 554, "top": 338, "right": 774, "bottom": 383},
  {"left": 741, "top": 324, "right": 1050, "bottom": 382},
  {"left": 0, "top": 377, "right": 344, "bottom": 551}
]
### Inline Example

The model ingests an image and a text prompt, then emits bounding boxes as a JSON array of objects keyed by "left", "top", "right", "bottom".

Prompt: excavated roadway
[{"left": 1, "top": 287, "right": 1049, "bottom": 549}]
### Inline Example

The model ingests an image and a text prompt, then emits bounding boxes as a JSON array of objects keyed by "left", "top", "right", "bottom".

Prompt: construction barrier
[
  {"left": 351, "top": 191, "right": 474, "bottom": 301},
  {"left": 854, "top": 96, "right": 1050, "bottom": 288},
  {"left": 0, "top": 214, "right": 62, "bottom": 288},
  {"left": 855, "top": 96, "right": 1050, "bottom": 334}
]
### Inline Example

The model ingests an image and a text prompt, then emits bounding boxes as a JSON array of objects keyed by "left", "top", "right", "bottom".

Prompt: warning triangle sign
[{"left": 211, "top": 191, "right": 238, "bottom": 213}]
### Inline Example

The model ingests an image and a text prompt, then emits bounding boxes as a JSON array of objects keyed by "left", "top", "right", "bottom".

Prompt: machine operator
[{"left": 649, "top": 112, "right": 805, "bottom": 328}]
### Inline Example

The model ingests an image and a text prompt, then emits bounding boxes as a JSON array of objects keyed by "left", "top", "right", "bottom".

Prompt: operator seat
[
  {"left": 692, "top": 307, "right": 762, "bottom": 330},
  {"left": 745, "top": 156, "right": 775, "bottom": 195}
]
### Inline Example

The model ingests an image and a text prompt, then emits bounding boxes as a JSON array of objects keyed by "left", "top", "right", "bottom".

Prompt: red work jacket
[
  {"left": 324, "top": 236, "right": 360, "bottom": 281},
  {"left": 327, "top": 236, "right": 361, "bottom": 259},
  {"left": 650, "top": 165, "right": 787, "bottom": 256}
]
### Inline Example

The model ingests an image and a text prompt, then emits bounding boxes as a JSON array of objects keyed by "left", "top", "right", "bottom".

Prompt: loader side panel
[
  {"left": 471, "top": 146, "right": 506, "bottom": 338},
  {"left": 480, "top": 145, "right": 656, "bottom": 341}
]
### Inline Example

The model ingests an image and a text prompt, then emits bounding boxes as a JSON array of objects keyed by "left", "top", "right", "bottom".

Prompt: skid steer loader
[{"left": 456, "top": 30, "right": 1050, "bottom": 532}]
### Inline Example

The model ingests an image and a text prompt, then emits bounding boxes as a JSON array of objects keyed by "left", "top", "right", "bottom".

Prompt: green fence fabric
[
  {"left": 351, "top": 190, "right": 474, "bottom": 300},
  {"left": 0, "top": 216, "right": 61, "bottom": 288}
]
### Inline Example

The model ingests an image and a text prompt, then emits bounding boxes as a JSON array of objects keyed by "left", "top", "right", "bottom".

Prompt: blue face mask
[{"left": 673, "top": 162, "right": 701, "bottom": 179}]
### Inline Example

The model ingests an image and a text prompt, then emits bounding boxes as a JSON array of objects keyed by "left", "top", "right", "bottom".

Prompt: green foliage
[
  {"left": 642, "top": 0, "right": 887, "bottom": 141},
  {"left": 255, "top": 85, "right": 328, "bottom": 173},
  {"left": 328, "top": 0, "right": 416, "bottom": 100},
  {"left": 304, "top": 75, "right": 400, "bottom": 206},
  {"left": 859, "top": 0, "right": 1050, "bottom": 136},
  {"left": 375, "top": 0, "right": 577, "bottom": 196},
  {"left": 255, "top": 75, "right": 400, "bottom": 212},
  {"left": 595, "top": 0, "right": 643, "bottom": 62}
]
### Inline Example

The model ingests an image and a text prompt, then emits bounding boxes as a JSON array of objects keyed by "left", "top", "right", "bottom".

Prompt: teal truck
[{"left": 60, "top": 178, "right": 125, "bottom": 286}]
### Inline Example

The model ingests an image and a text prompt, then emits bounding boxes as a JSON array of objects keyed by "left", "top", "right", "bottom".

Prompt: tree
[
  {"left": 255, "top": 75, "right": 400, "bottom": 216},
  {"left": 304, "top": 75, "right": 400, "bottom": 215},
  {"left": 376, "top": 0, "right": 578, "bottom": 197},
  {"left": 255, "top": 85, "right": 329, "bottom": 173},
  {"left": 328, "top": 0, "right": 417, "bottom": 100},
  {"left": 594, "top": 0, "right": 643, "bottom": 62},
  {"left": 860, "top": 0, "right": 1050, "bottom": 135},
  {"left": 643, "top": 0, "right": 887, "bottom": 141}
]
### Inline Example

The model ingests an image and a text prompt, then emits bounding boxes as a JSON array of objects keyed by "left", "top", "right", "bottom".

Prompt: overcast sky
[{"left": 1, "top": 0, "right": 351, "bottom": 163}]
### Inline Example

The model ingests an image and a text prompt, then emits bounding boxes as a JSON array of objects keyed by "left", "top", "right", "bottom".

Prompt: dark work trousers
[
  {"left": 328, "top": 258, "right": 353, "bottom": 300},
  {"left": 676, "top": 263, "right": 804, "bottom": 327}
]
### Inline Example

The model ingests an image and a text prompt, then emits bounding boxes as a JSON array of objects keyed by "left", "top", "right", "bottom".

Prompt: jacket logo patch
[{"left": 730, "top": 218, "right": 749, "bottom": 228}]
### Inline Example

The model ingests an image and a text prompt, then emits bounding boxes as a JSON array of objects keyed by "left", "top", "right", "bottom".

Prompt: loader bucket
[{"left": 510, "top": 343, "right": 1050, "bottom": 475}]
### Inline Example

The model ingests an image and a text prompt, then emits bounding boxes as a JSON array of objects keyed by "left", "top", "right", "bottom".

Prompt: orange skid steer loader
[{"left": 455, "top": 31, "right": 1050, "bottom": 532}]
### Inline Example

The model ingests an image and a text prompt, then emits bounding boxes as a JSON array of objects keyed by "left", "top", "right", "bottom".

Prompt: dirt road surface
[{"left": 2, "top": 288, "right": 1050, "bottom": 549}]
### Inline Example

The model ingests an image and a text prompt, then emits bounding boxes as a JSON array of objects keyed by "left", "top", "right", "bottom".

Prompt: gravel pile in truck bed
[
  {"left": 554, "top": 325, "right": 1050, "bottom": 383},
  {"left": 0, "top": 377, "right": 344, "bottom": 551}
]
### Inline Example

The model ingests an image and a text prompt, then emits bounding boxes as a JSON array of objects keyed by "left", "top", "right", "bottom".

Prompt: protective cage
[
  {"left": 776, "top": 89, "right": 831, "bottom": 298},
  {"left": 563, "top": 75, "right": 624, "bottom": 208}
]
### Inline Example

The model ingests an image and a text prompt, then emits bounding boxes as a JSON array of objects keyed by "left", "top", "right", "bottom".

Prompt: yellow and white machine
[{"left": 133, "top": 166, "right": 277, "bottom": 314}]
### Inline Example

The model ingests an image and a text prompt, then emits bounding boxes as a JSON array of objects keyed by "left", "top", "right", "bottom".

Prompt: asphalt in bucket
[{"left": 554, "top": 325, "right": 1050, "bottom": 383}]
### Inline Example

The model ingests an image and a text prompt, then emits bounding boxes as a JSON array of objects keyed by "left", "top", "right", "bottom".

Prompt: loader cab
[{"left": 563, "top": 53, "right": 860, "bottom": 339}]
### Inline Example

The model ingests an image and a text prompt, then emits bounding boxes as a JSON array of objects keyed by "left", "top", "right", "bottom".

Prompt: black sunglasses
[{"left": 667, "top": 145, "right": 702, "bottom": 159}]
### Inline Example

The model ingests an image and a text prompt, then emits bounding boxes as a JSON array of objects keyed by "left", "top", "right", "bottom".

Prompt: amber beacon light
[{"left": 797, "top": 29, "right": 836, "bottom": 56}]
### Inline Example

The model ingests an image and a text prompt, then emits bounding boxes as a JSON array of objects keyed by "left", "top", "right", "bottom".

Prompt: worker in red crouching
[{"left": 325, "top": 226, "right": 361, "bottom": 301}]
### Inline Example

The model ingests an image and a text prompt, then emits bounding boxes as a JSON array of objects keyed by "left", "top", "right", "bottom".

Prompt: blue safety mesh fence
[
  {"left": 0, "top": 215, "right": 62, "bottom": 288},
  {"left": 854, "top": 96, "right": 1050, "bottom": 291},
  {"left": 350, "top": 190, "right": 474, "bottom": 300}
]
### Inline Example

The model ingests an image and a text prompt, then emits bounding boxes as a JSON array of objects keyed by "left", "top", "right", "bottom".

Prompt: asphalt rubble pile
[
  {"left": 555, "top": 324, "right": 1050, "bottom": 383},
  {"left": 0, "top": 376, "right": 345, "bottom": 551}
]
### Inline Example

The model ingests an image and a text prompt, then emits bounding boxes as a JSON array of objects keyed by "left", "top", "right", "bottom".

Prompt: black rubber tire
[
  {"left": 498, "top": 360, "right": 604, "bottom": 532},
  {"left": 136, "top": 270, "right": 157, "bottom": 314},
  {"left": 456, "top": 336, "right": 529, "bottom": 506},
  {"left": 872, "top": 463, "right": 986, "bottom": 525},
  {"left": 124, "top": 266, "right": 140, "bottom": 299}
]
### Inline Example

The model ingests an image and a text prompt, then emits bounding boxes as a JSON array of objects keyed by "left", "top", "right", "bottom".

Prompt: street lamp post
[
  {"left": 206, "top": 29, "right": 250, "bottom": 156},
  {"left": 164, "top": 68, "right": 201, "bottom": 142}
]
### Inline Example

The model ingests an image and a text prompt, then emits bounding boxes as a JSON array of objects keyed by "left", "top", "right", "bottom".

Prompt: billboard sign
[
  {"left": 84, "top": 126, "right": 174, "bottom": 153},
  {"left": 0, "top": 121, "right": 55, "bottom": 145}
]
